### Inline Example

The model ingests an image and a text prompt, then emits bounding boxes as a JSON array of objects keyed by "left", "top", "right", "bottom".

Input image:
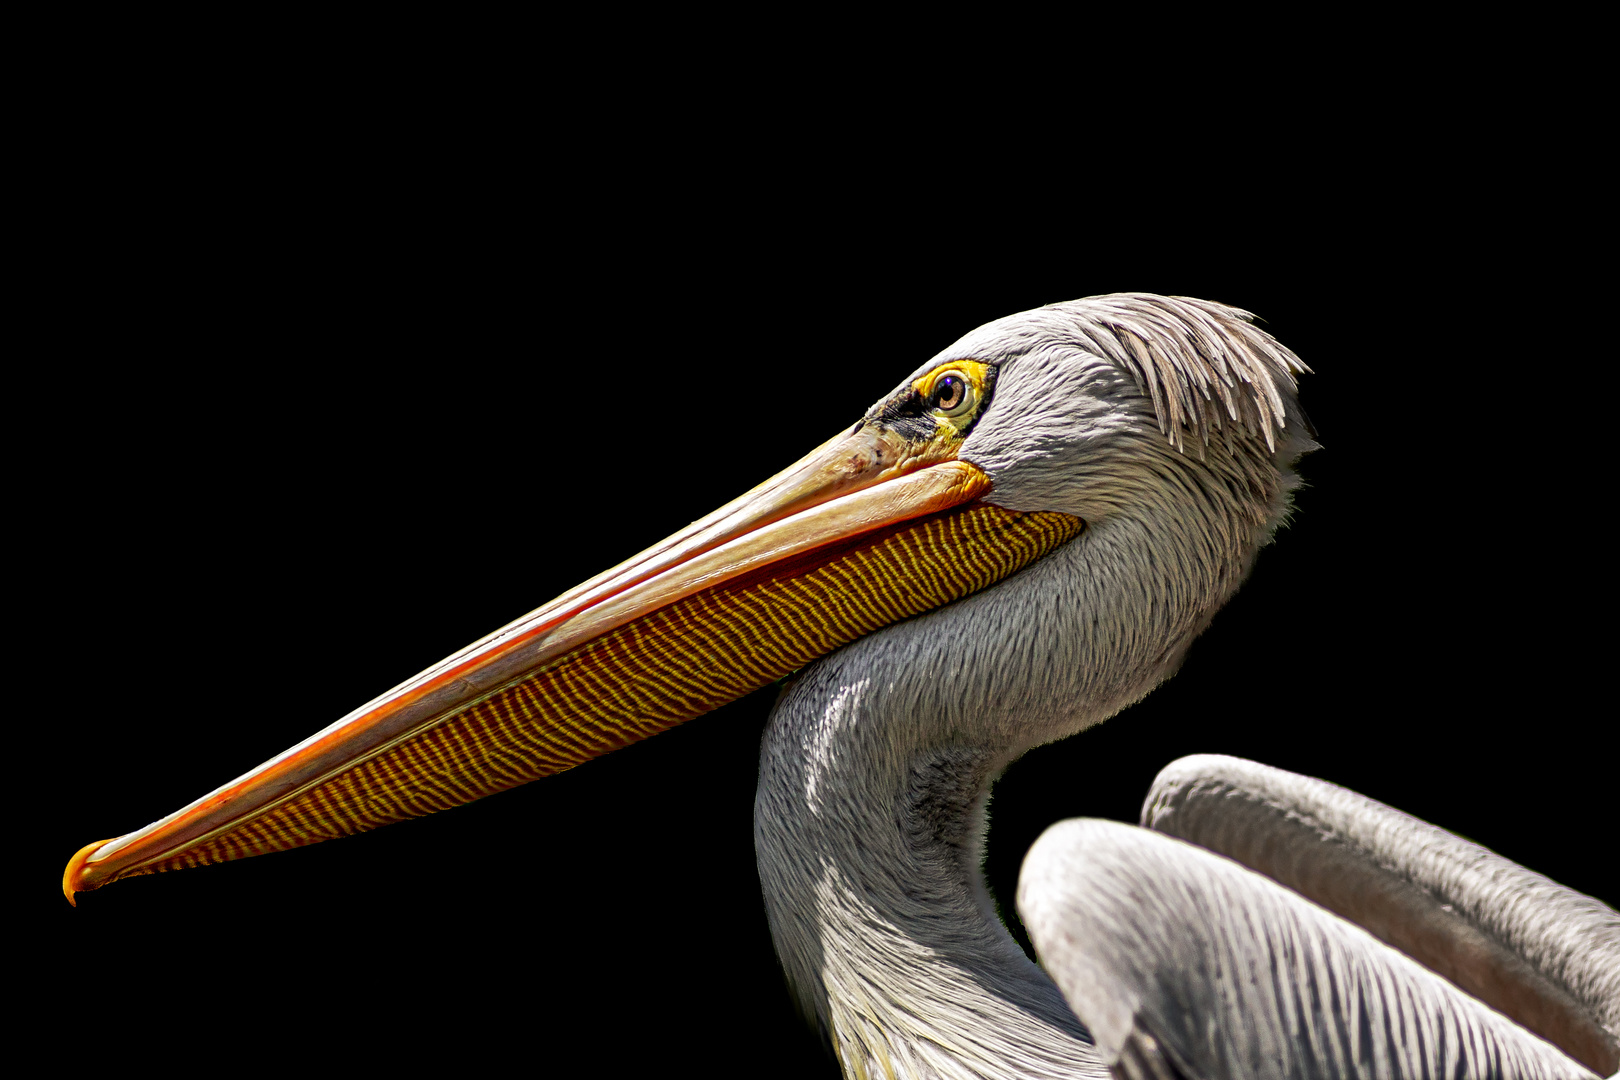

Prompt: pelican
[{"left": 63, "top": 295, "right": 1617, "bottom": 1079}]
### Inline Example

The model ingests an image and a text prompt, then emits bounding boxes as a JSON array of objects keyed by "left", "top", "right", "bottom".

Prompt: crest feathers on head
[{"left": 1047, "top": 294, "right": 1312, "bottom": 457}]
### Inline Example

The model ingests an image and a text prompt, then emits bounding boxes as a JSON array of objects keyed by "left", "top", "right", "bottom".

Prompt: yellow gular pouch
[{"left": 911, "top": 360, "right": 996, "bottom": 441}]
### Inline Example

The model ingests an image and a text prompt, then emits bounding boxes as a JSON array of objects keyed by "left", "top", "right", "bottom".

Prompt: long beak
[{"left": 65, "top": 418, "right": 1082, "bottom": 902}]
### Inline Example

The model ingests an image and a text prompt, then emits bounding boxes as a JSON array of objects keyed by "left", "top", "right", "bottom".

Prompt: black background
[{"left": 27, "top": 49, "right": 1610, "bottom": 1079}]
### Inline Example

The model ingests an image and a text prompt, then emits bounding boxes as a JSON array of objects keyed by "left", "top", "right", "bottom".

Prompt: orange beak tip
[{"left": 63, "top": 838, "right": 117, "bottom": 907}]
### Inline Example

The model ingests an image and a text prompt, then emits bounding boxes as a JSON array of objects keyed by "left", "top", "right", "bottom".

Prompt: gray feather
[
  {"left": 1141, "top": 755, "right": 1620, "bottom": 1075},
  {"left": 1018, "top": 819, "right": 1597, "bottom": 1080}
]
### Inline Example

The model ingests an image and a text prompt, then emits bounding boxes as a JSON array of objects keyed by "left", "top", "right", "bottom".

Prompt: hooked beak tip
[{"left": 64, "top": 838, "right": 117, "bottom": 907}]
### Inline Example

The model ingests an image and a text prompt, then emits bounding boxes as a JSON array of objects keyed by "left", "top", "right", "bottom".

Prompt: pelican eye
[
  {"left": 906, "top": 360, "right": 990, "bottom": 429},
  {"left": 930, "top": 373, "right": 972, "bottom": 416}
]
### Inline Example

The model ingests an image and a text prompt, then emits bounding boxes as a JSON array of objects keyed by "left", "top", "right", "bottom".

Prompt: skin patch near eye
[
  {"left": 860, "top": 360, "right": 1000, "bottom": 477},
  {"left": 912, "top": 361, "right": 996, "bottom": 437}
]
